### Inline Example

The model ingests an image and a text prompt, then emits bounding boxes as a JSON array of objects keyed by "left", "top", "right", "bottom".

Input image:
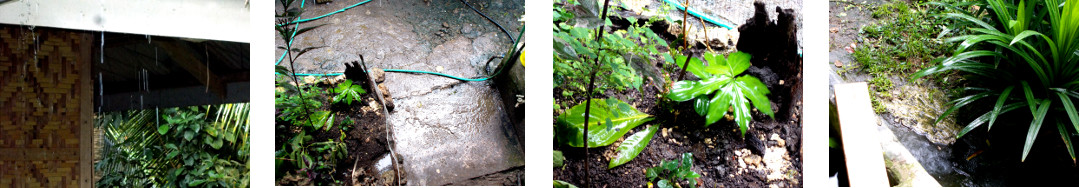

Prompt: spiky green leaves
[
  {"left": 332, "top": 79, "right": 366, "bottom": 105},
  {"left": 667, "top": 51, "right": 773, "bottom": 136},
  {"left": 555, "top": 98, "right": 654, "bottom": 148}
]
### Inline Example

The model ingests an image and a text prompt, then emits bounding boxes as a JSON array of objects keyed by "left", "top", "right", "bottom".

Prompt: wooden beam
[
  {"left": 834, "top": 82, "right": 889, "bottom": 187},
  {"left": 98, "top": 82, "right": 249, "bottom": 112},
  {"left": 154, "top": 40, "right": 227, "bottom": 97},
  {"left": 79, "top": 32, "right": 93, "bottom": 188}
]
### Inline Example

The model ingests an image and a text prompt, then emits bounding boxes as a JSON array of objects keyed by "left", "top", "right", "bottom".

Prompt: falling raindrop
[
  {"left": 100, "top": 32, "right": 104, "bottom": 64},
  {"left": 98, "top": 72, "right": 103, "bottom": 112}
]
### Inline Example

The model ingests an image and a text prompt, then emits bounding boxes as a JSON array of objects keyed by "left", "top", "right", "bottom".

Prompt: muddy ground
[
  {"left": 553, "top": 1, "right": 803, "bottom": 187},
  {"left": 275, "top": 77, "right": 392, "bottom": 186}
]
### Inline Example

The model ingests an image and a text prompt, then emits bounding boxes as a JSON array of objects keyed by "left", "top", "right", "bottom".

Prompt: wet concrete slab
[{"left": 275, "top": 0, "right": 525, "bottom": 185}]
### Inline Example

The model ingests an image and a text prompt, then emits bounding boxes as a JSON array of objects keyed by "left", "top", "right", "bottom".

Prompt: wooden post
[
  {"left": 79, "top": 32, "right": 93, "bottom": 188},
  {"left": 834, "top": 82, "right": 889, "bottom": 187}
]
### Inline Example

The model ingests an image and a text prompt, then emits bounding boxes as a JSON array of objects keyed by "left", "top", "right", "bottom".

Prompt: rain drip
[
  {"left": 98, "top": 72, "right": 103, "bottom": 112},
  {"left": 100, "top": 32, "right": 104, "bottom": 64},
  {"left": 205, "top": 44, "right": 209, "bottom": 93}
]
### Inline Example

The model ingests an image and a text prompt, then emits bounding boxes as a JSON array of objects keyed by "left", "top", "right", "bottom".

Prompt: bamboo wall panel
[{"left": 0, "top": 25, "right": 88, "bottom": 188}]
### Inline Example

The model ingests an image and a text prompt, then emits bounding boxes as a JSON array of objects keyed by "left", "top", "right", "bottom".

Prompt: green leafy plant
[
  {"left": 915, "top": 0, "right": 1079, "bottom": 162},
  {"left": 553, "top": 4, "right": 672, "bottom": 96},
  {"left": 555, "top": 98, "right": 658, "bottom": 168},
  {"left": 609, "top": 125, "right": 658, "bottom": 168},
  {"left": 96, "top": 104, "right": 250, "bottom": 187},
  {"left": 555, "top": 98, "right": 654, "bottom": 147},
  {"left": 646, "top": 153, "right": 701, "bottom": 188},
  {"left": 666, "top": 51, "right": 773, "bottom": 136},
  {"left": 331, "top": 79, "right": 366, "bottom": 105}
]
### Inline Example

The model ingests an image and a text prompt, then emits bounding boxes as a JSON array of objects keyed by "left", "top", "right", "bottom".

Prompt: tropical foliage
[
  {"left": 554, "top": 98, "right": 657, "bottom": 168},
  {"left": 553, "top": 0, "right": 673, "bottom": 96},
  {"left": 915, "top": 0, "right": 1079, "bottom": 162},
  {"left": 95, "top": 103, "right": 250, "bottom": 187},
  {"left": 645, "top": 153, "right": 701, "bottom": 188},
  {"left": 667, "top": 51, "right": 773, "bottom": 137}
]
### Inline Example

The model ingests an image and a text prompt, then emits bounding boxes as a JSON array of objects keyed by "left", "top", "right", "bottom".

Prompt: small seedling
[
  {"left": 331, "top": 79, "right": 366, "bottom": 105},
  {"left": 646, "top": 153, "right": 701, "bottom": 188}
]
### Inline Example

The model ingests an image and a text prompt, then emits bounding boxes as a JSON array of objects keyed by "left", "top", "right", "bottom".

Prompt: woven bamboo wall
[{"left": 0, "top": 26, "right": 92, "bottom": 188}]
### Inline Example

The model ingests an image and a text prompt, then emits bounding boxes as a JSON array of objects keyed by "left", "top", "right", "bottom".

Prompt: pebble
[
  {"left": 372, "top": 68, "right": 386, "bottom": 83},
  {"left": 366, "top": 10, "right": 371, "bottom": 15},
  {"left": 436, "top": 66, "right": 444, "bottom": 72},
  {"left": 779, "top": 80, "right": 785, "bottom": 85},
  {"left": 744, "top": 154, "right": 762, "bottom": 167},
  {"left": 443, "top": 22, "right": 449, "bottom": 27}
]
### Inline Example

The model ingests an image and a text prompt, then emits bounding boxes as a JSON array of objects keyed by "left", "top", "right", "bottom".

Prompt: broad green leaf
[
  {"left": 184, "top": 131, "right": 195, "bottom": 141},
  {"left": 555, "top": 98, "right": 654, "bottom": 148},
  {"left": 731, "top": 87, "right": 753, "bottom": 136},
  {"left": 693, "top": 98, "right": 708, "bottom": 116},
  {"left": 554, "top": 150, "right": 565, "bottom": 168},
  {"left": 726, "top": 51, "right": 752, "bottom": 75},
  {"left": 667, "top": 76, "right": 731, "bottom": 102},
  {"left": 167, "top": 151, "right": 180, "bottom": 159},
  {"left": 212, "top": 138, "right": 224, "bottom": 149},
  {"left": 736, "top": 75, "right": 774, "bottom": 118},
  {"left": 705, "top": 86, "right": 734, "bottom": 126},
  {"left": 609, "top": 126, "right": 659, "bottom": 168},
  {"left": 1022, "top": 99, "right": 1051, "bottom": 162},
  {"left": 158, "top": 124, "right": 170, "bottom": 135},
  {"left": 657, "top": 179, "right": 673, "bottom": 188},
  {"left": 674, "top": 55, "right": 707, "bottom": 78},
  {"left": 188, "top": 179, "right": 207, "bottom": 187}
]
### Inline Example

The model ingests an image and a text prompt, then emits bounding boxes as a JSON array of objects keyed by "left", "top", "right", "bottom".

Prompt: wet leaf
[
  {"left": 553, "top": 180, "right": 579, "bottom": 188},
  {"left": 554, "top": 150, "right": 565, "bottom": 168},
  {"left": 555, "top": 98, "right": 654, "bottom": 148},
  {"left": 609, "top": 126, "right": 658, "bottom": 168}
]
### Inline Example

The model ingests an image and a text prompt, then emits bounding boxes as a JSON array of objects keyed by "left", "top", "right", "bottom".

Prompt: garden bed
[
  {"left": 275, "top": 72, "right": 399, "bottom": 186},
  {"left": 553, "top": 1, "right": 802, "bottom": 187}
]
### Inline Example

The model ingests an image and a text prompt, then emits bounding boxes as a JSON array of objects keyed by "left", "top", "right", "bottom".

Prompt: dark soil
[
  {"left": 275, "top": 75, "right": 391, "bottom": 186},
  {"left": 553, "top": 4, "right": 802, "bottom": 187}
]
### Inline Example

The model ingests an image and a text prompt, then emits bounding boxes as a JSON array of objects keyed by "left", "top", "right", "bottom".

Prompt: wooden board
[{"left": 834, "top": 82, "right": 890, "bottom": 187}]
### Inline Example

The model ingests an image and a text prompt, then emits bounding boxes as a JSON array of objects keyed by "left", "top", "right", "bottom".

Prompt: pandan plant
[
  {"left": 666, "top": 51, "right": 774, "bottom": 136},
  {"left": 915, "top": 0, "right": 1079, "bottom": 162}
]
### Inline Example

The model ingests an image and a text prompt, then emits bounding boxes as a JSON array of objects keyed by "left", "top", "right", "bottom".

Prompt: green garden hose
[{"left": 661, "top": 0, "right": 734, "bottom": 30}]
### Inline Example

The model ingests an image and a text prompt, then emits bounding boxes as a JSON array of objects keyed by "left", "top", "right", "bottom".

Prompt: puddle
[{"left": 275, "top": 0, "right": 525, "bottom": 185}]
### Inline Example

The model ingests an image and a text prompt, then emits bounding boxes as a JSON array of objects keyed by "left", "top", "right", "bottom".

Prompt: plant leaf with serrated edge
[
  {"left": 674, "top": 55, "right": 707, "bottom": 78},
  {"left": 609, "top": 126, "right": 658, "bottom": 168},
  {"left": 726, "top": 51, "right": 752, "bottom": 75},
  {"left": 555, "top": 98, "right": 654, "bottom": 148},
  {"left": 668, "top": 76, "right": 731, "bottom": 102}
]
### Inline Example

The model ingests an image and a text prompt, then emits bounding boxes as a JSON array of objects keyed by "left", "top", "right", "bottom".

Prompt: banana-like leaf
[
  {"left": 1022, "top": 99, "right": 1051, "bottom": 162},
  {"left": 609, "top": 126, "right": 658, "bottom": 168},
  {"left": 556, "top": 98, "right": 654, "bottom": 148},
  {"left": 935, "top": 91, "right": 992, "bottom": 125},
  {"left": 1057, "top": 91, "right": 1079, "bottom": 132}
]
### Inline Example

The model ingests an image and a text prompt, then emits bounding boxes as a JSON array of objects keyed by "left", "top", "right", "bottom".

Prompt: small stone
[
  {"left": 366, "top": 10, "right": 371, "bottom": 15},
  {"left": 436, "top": 66, "right": 444, "bottom": 72},
  {"left": 779, "top": 80, "right": 785, "bottom": 85},
  {"left": 436, "top": 169, "right": 440, "bottom": 173},
  {"left": 834, "top": 60, "right": 844, "bottom": 67},
  {"left": 372, "top": 68, "right": 386, "bottom": 83},
  {"left": 744, "top": 154, "right": 762, "bottom": 167},
  {"left": 384, "top": 96, "right": 395, "bottom": 111},
  {"left": 705, "top": 138, "right": 713, "bottom": 145},
  {"left": 443, "top": 22, "right": 449, "bottom": 27},
  {"left": 378, "top": 84, "right": 390, "bottom": 97}
]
